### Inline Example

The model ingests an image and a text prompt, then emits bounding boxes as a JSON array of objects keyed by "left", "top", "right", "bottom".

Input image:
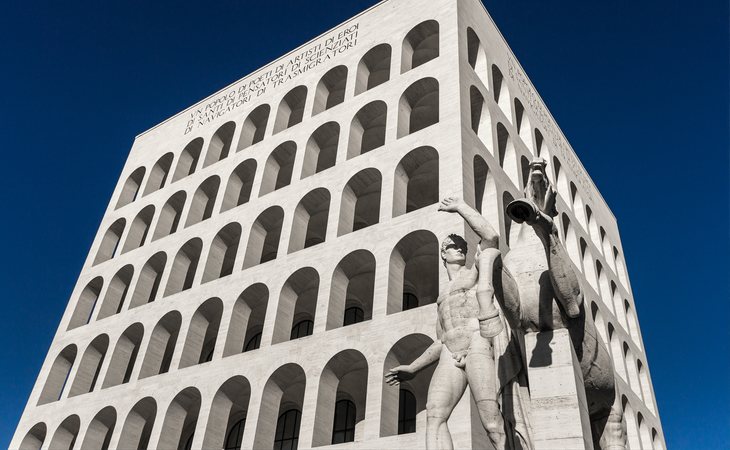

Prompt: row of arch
[{"left": 115, "top": 19, "right": 441, "bottom": 211}]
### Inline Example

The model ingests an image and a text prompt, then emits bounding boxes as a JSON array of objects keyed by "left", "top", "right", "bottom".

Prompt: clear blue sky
[{"left": 0, "top": 0, "right": 727, "bottom": 448}]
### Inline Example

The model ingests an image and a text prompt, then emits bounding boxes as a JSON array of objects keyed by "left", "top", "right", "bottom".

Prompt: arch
[
  {"left": 469, "top": 86, "right": 493, "bottom": 149},
  {"left": 122, "top": 205, "right": 155, "bottom": 253},
  {"left": 118, "top": 397, "right": 157, "bottom": 450},
  {"left": 520, "top": 155, "right": 531, "bottom": 190},
  {"left": 259, "top": 141, "right": 296, "bottom": 196},
  {"left": 242, "top": 206, "right": 284, "bottom": 269},
  {"left": 273, "top": 85, "right": 307, "bottom": 133},
  {"left": 97, "top": 264, "right": 134, "bottom": 320},
  {"left": 614, "top": 247, "right": 630, "bottom": 287},
  {"left": 586, "top": 206, "right": 601, "bottom": 249},
  {"left": 534, "top": 129, "right": 552, "bottom": 170},
  {"left": 68, "top": 277, "right": 104, "bottom": 330},
  {"left": 172, "top": 138, "right": 204, "bottom": 182},
  {"left": 93, "top": 218, "right": 125, "bottom": 265},
  {"left": 387, "top": 230, "right": 439, "bottom": 314},
  {"left": 611, "top": 281, "right": 628, "bottom": 330},
  {"left": 473, "top": 155, "right": 499, "bottom": 232},
  {"left": 221, "top": 159, "right": 257, "bottom": 212},
  {"left": 653, "top": 428, "right": 665, "bottom": 450},
  {"left": 570, "top": 183, "right": 587, "bottom": 229},
  {"left": 608, "top": 324, "right": 627, "bottom": 380},
  {"left": 223, "top": 283, "right": 269, "bottom": 356},
  {"left": 466, "top": 28, "right": 488, "bottom": 85},
  {"left": 401, "top": 20, "right": 439, "bottom": 72},
  {"left": 301, "top": 122, "right": 339, "bottom": 178},
  {"left": 288, "top": 188, "right": 331, "bottom": 253},
  {"left": 139, "top": 311, "right": 182, "bottom": 378},
  {"left": 397, "top": 77, "right": 439, "bottom": 137},
  {"left": 638, "top": 413, "right": 653, "bottom": 450},
  {"left": 580, "top": 239, "right": 598, "bottom": 290},
  {"left": 38, "top": 344, "right": 77, "bottom": 405},
  {"left": 164, "top": 238, "right": 203, "bottom": 296},
  {"left": 129, "top": 251, "right": 167, "bottom": 309},
  {"left": 48, "top": 415, "right": 80, "bottom": 450},
  {"left": 68, "top": 334, "right": 109, "bottom": 396},
  {"left": 355, "top": 43, "right": 391, "bottom": 94},
  {"left": 338, "top": 168, "right": 382, "bottom": 235},
  {"left": 117, "top": 167, "right": 146, "bottom": 209},
  {"left": 393, "top": 146, "right": 439, "bottom": 216},
  {"left": 238, "top": 104, "right": 270, "bottom": 151},
  {"left": 491, "top": 64, "right": 511, "bottom": 118},
  {"left": 158, "top": 387, "right": 202, "bottom": 450},
  {"left": 312, "top": 350, "right": 369, "bottom": 446},
  {"left": 313, "top": 65, "right": 347, "bottom": 115},
  {"left": 596, "top": 262, "right": 614, "bottom": 312},
  {"left": 621, "top": 396, "right": 641, "bottom": 450},
  {"left": 179, "top": 297, "right": 224, "bottom": 368},
  {"left": 152, "top": 191, "right": 186, "bottom": 240},
  {"left": 381, "top": 333, "right": 436, "bottom": 436},
  {"left": 202, "top": 376, "right": 252, "bottom": 449},
  {"left": 80, "top": 406, "right": 117, "bottom": 450},
  {"left": 19, "top": 422, "right": 46, "bottom": 450},
  {"left": 102, "top": 322, "right": 144, "bottom": 388},
  {"left": 202, "top": 222, "right": 242, "bottom": 283},
  {"left": 561, "top": 214, "right": 582, "bottom": 270},
  {"left": 496, "top": 123, "right": 519, "bottom": 184},
  {"left": 347, "top": 100, "right": 387, "bottom": 159},
  {"left": 502, "top": 191, "right": 516, "bottom": 247},
  {"left": 625, "top": 300, "right": 641, "bottom": 344},
  {"left": 252, "top": 363, "right": 306, "bottom": 449},
  {"left": 590, "top": 302, "right": 608, "bottom": 344},
  {"left": 326, "top": 250, "right": 376, "bottom": 330},
  {"left": 204, "top": 121, "right": 236, "bottom": 167},
  {"left": 552, "top": 157, "right": 571, "bottom": 202},
  {"left": 514, "top": 99, "right": 533, "bottom": 152},
  {"left": 143, "top": 153, "right": 174, "bottom": 196},
  {"left": 272, "top": 267, "right": 320, "bottom": 344},
  {"left": 637, "top": 360, "right": 656, "bottom": 413},
  {"left": 600, "top": 229, "right": 615, "bottom": 271},
  {"left": 185, "top": 176, "right": 220, "bottom": 227}
]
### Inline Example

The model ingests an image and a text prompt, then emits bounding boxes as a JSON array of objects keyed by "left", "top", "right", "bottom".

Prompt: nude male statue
[{"left": 385, "top": 196, "right": 509, "bottom": 450}]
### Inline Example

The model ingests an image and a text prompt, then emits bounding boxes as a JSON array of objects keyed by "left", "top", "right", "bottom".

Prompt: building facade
[{"left": 12, "top": 0, "right": 664, "bottom": 449}]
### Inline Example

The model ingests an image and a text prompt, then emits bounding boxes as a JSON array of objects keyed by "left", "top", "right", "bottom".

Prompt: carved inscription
[{"left": 184, "top": 23, "right": 359, "bottom": 134}]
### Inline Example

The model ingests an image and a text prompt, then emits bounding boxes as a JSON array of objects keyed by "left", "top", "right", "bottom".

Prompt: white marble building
[{"left": 12, "top": 0, "right": 664, "bottom": 448}]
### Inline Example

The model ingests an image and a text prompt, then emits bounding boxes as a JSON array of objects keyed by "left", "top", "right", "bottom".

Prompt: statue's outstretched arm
[
  {"left": 385, "top": 314, "right": 442, "bottom": 386},
  {"left": 439, "top": 196, "right": 499, "bottom": 249}
]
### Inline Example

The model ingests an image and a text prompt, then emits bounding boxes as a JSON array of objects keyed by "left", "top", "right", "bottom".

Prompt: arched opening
[
  {"left": 97, "top": 264, "right": 134, "bottom": 320},
  {"left": 143, "top": 153, "right": 174, "bottom": 196},
  {"left": 653, "top": 429, "right": 665, "bottom": 450},
  {"left": 68, "top": 334, "right": 109, "bottom": 396},
  {"left": 326, "top": 250, "right": 375, "bottom": 330},
  {"left": 288, "top": 188, "right": 330, "bottom": 253},
  {"left": 94, "top": 218, "right": 125, "bottom": 265},
  {"left": 38, "top": 344, "right": 77, "bottom": 405},
  {"left": 491, "top": 65, "right": 511, "bottom": 119},
  {"left": 514, "top": 99, "right": 533, "bottom": 152},
  {"left": 625, "top": 300, "right": 641, "bottom": 344},
  {"left": 503, "top": 191, "right": 516, "bottom": 247},
  {"left": 179, "top": 297, "right": 224, "bottom": 368},
  {"left": 612, "top": 282, "right": 629, "bottom": 330},
  {"left": 313, "top": 65, "right": 347, "bottom": 115},
  {"left": 497, "top": 123, "right": 519, "bottom": 184},
  {"left": 118, "top": 397, "right": 157, "bottom": 450},
  {"left": 48, "top": 415, "right": 80, "bottom": 450},
  {"left": 586, "top": 206, "right": 601, "bottom": 249},
  {"left": 473, "top": 155, "right": 500, "bottom": 232},
  {"left": 596, "top": 262, "right": 614, "bottom": 313},
  {"left": 580, "top": 239, "right": 598, "bottom": 290},
  {"left": 185, "top": 176, "right": 220, "bottom": 227},
  {"left": 590, "top": 302, "right": 607, "bottom": 344},
  {"left": 393, "top": 146, "right": 439, "bottom": 216},
  {"left": 397, "top": 77, "right": 439, "bottom": 137},
  {"left": 102, "top": 323, "right": 144, "bottom": 388},
  {"left": 469, "top": 85, "right": 493, "bottom": 149},
  {"left": 252, "top": 364, "right": 306, "bottom": 449},
  {"left": 570, "top": 183, "right": 587, "bottom": 229},
  {"left": 223, "top": 283, "right": 269, "bottom": 356},
  {"left": 129, "top": 252, "right": 167, "bottom": 309},
  {"left": 152, "top": 191, "right": 186, "bottom": 241},
  {"left": 338, "top": 168, "right": 382, "bottom": 235},
  {"left": 242, "top": 206, "right": 284, "bottom": 269},
  {"left": 172, "top": 138, "right": 204, "bottom": 183},
  {"left": 204, "top": 121, "right": 236, "bottom": 167},
  {"left": 347, "top": 100, "right": 387, "bottom": 159},
  {"left": 19, "top": 423, "right": 46, "bottom": 450},
  {"left": 637, "top": 360, "right": 656, "bottom": 413},
  {"left": 139, "top": 311, "right": 182, "bottom": 379},
  {"left": 387, "top": 230, "right": 439, "bottom": 314},
  {"left": 117, "top": 167, "right": 146, "bottom": 209},
  {"left": 312, "top": 350, "right": 369, "bottom": 446},
  {"left": 68, "top": 277, "right": 103, "bottom": 330},
  {"left": 561, "top": 214, "right": 582, "bottom": 270},
  {"left": 221, "top": 159, "right": 257, "bottom": 212},
  {"left": 202, "top": 376, "right": 252, "bottom": 450},
  {"left": 520, "top": 155, "right": 531, "bottom": 189},
  {"left": 552, "top": 157, "right": 571, "bottom": 202},
  {"left": 301, "top": 122, "right": 339, "bottom": 178},
  {"left": 638, "top": 413, "right": 653, "bottom": 450},
  {"left": 259, "top": 141, "right": 297, "bottom": 196},
  {"left": 401, "top": 20, "right": 439, "bottom": 72},
  {"left": 600, "top": 229, "right": 615, "bottom": 272},
  {"left": 272, "top": 267, "right": 320, "bottom": 344},
  {"left": 608, "top": 324, "right": 627, "bottom": 380},
  {"left": 122, "top": 205, "right": 155, "bottom": 253},
  {"left": 273, "top": 86, "right": 307, "bottom": 133},
  {"left": 158, "top": 387, "right": 202, "bottom": 450},
  {"left": 535, "top": 129, "right": 552, "bottom": 171},
  {"left": 614, "top": 247, "right": 630, "bottom": 287},
  {"left": 238, "top": 104, "right": 270, "bottom": 151},
  {"left": 621, "top": 396, "right": 641, "bottom": 450},
  {"left": 202, "top": 222, "right": 242, "bottom": 283},
  {"left": 164, "top": 238, "right": 203, "bottom": 296},
  {"left": 466, "top": 28, "right": 488, "bottom": 85},
  {"left": 80, "top": 406, "right": 116, "bottom": 450},
  {"left": 380, "top": 334, "right": 436, "bottom": 436},
  {"left": 355, "top": 43, "right": 391, "bottom": 94}
]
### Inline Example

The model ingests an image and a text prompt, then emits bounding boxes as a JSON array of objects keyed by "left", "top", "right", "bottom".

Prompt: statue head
[
  {"left": 525, "top": 157, "right": 557, "bottom": 217},
  {"left": 441, "top": 234, "right": 468, "bottom": 266}
]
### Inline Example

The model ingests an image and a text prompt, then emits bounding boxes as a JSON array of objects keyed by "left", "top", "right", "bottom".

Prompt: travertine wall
[{"left": 12, "top": 0, "right": 664, "bottom": 449}]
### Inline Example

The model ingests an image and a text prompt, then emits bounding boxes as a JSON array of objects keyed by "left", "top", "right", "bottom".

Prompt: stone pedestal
[{"left": 525, "top": 329, "right": 593, "bottom": 450}]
